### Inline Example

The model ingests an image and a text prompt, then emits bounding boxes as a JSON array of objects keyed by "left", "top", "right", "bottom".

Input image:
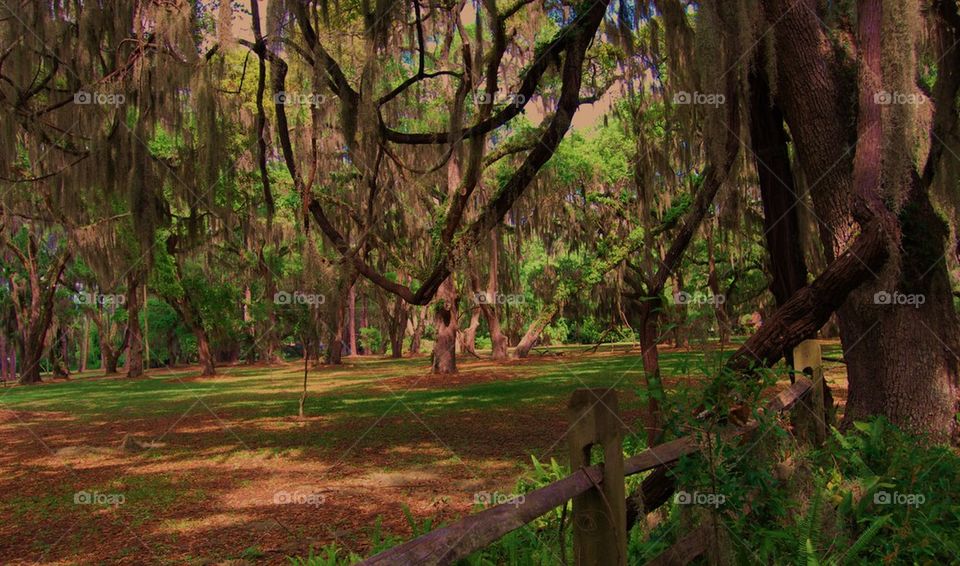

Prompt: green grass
[{"left": 0, "top": 342, "right": 742, "bottom": 423}]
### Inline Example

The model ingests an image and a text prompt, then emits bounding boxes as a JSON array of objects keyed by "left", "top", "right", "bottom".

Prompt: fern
[{"left": 837, "top": 515, "right": 890, "bottom": 565}]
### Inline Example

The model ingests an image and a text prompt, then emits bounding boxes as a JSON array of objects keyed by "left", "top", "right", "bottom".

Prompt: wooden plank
[
  {"left": 360, "top": 379, "right": 814, "bottom": 566},
  {"left": 568, "top": 389, "right": 626, "bottom": 565},
  {"left": 644, "top": 523, "right": 713, "bottom": 566}
]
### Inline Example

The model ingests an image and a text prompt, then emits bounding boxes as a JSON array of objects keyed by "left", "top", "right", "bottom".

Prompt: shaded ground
[{"left": 0, "top": 341, "right": 847, "bottom": 565}]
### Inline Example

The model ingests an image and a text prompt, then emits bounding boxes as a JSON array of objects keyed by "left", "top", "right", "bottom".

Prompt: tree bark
[
  {"left": 432, "top": 276, "right": 458, "bottom": 373},
  {"left": 636, "top": 301, "right": 665, "bottom": 445},
  {"left": 125, "top": 273, "right": 144, "bottom": 378},
  {"left": 409, "top": 307, "right": 424, "bottom": 355},
  {"left": 195, "top": 326, "right": 216, "bottom": 376},
  {"left": 764, "top": 0, "right": 960, "bottom": 440},
  {"left": 326, "top": 296, "right": 346, "bottom": 365},
  {"left": 478, "top": 229, "right": 509, "bottom": 361},
  {"left": 79, "top": 315, "right": 89, "bottom": 373},
  {"left": 459, "top": 307, "right": 481, "bottom": 355},
  {"left": 348, "top": 283, "right": 357, "bottom": 356},
  {"left": 515, "top": 307, "right": 557, "bottom": 358}
]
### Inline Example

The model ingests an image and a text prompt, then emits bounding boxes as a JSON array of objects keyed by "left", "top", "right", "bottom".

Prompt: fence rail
[{"left": 361, "top": 341, "right": 825, "bottom": 566}]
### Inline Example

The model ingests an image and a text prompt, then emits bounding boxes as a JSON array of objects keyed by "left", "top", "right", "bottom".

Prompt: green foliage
[{"left": 359, "top": 327, "right": 384, "bottom": 354}]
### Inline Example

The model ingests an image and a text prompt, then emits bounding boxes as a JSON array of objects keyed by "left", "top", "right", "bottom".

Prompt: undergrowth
[{"left": 287, "top": 415, "right": 960, "bottom": 565}]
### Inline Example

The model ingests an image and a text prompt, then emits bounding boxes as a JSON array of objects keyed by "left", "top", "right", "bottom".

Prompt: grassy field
[{"left": 0, "top": 342, "right": 846, "bottom": 565}]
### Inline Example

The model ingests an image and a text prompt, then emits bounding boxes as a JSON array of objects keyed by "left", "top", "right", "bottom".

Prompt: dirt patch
[{"left": 0, "top": 388, "right": 586, "bottom": 564}]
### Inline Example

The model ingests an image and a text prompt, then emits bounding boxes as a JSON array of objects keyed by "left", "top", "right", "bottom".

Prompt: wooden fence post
[
  {"left": 568, "top": 388, "right": 627, "bottom": 566},
  {"left": 792, "top": 340, "right": 826, "bottom": 445}
]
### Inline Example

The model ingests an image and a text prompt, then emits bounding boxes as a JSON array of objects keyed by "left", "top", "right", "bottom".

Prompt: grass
[
  {"left": 0, "top": 342, "right": 742, "bottom": 421},
  {"left": 0, "top": 340, "right": 848, "bottom": 564}
]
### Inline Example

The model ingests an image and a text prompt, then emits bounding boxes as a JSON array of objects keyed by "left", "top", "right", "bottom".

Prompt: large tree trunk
[
  {"left": 748, "top": 53, "right": 809, "bottom": 308},
  {"left": 431, "top": 276, "right": 457, "bottom": 374},
  {"left": 765, "top": 0, "right": 960, "bottom": 440},
  {"left": 18, "top": 340, "right": 43, "bottom": 384}
]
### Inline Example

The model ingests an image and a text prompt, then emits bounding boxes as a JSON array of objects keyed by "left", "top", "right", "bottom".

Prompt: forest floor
[{"left": 0, "top": 341, "right": 846, "bottom": 565}]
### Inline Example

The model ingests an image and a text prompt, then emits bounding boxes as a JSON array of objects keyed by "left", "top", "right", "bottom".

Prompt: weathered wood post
[
  {"left": 792, "top": 339, "right": 827, "bottom": 445},
  {"left": 568, "top": 388, "right": 627, "bottom": 566}
]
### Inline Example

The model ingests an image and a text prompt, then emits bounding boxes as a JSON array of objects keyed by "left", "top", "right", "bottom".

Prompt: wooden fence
[{"left": 361, "top": 341, "right": 827, "bottom": 565}]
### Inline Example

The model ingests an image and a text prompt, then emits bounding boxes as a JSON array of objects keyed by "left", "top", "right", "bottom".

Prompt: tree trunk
[
  {"left": 432, "top": 276, "right": 457, "bottom": 373},
  {"left": 459, "top": 307, "right": 481, "bottom": 355},
  {"left": 126, "top": 274, "right": 144, "bottom": 378},
  {"left": 409, "top": 308, "right": 424, "bottom": 355},
  {"left": 103, "top": 343, "right": 121, "bottom": 374},
  {"left": 195, "top": 326, "right": 216, "bottom": 376},
  {"left": 18, "top": 338, "right": 44, "bottom": 384},
  {"left": 748, "top": 52, "right": 809, "bottom": 308},
  {"left": 515, "top": 307, "right": 558, "bottom": 358},
  {"left": 705, "top": 226, "right": 731, "bottom": 345},
  {"left": 50, "top": 326, "right": 69, "bottom": 378},
  {"left": 0, "top": 334, "right": 7, "bottom": 381},
  {"left": 635, "top": 301, "right": 664, "bottom": 445},
  {"left": 764, "top": 0, "right": 960, "bottom": 440},
  {"left": 326, "top": 297, "right": 346, "bottom": 365},
  {"left": 79, "top": 316, "right": 89, "bottom": 373},
  {"left": 348, "top": 283, "right": 357, "bottom": 356},
  {"left": 479, "top": 229, "right": 508, "bottom": 361},
  {"left": 389, "top": 297, "right": 407, "bottom": 358}
]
